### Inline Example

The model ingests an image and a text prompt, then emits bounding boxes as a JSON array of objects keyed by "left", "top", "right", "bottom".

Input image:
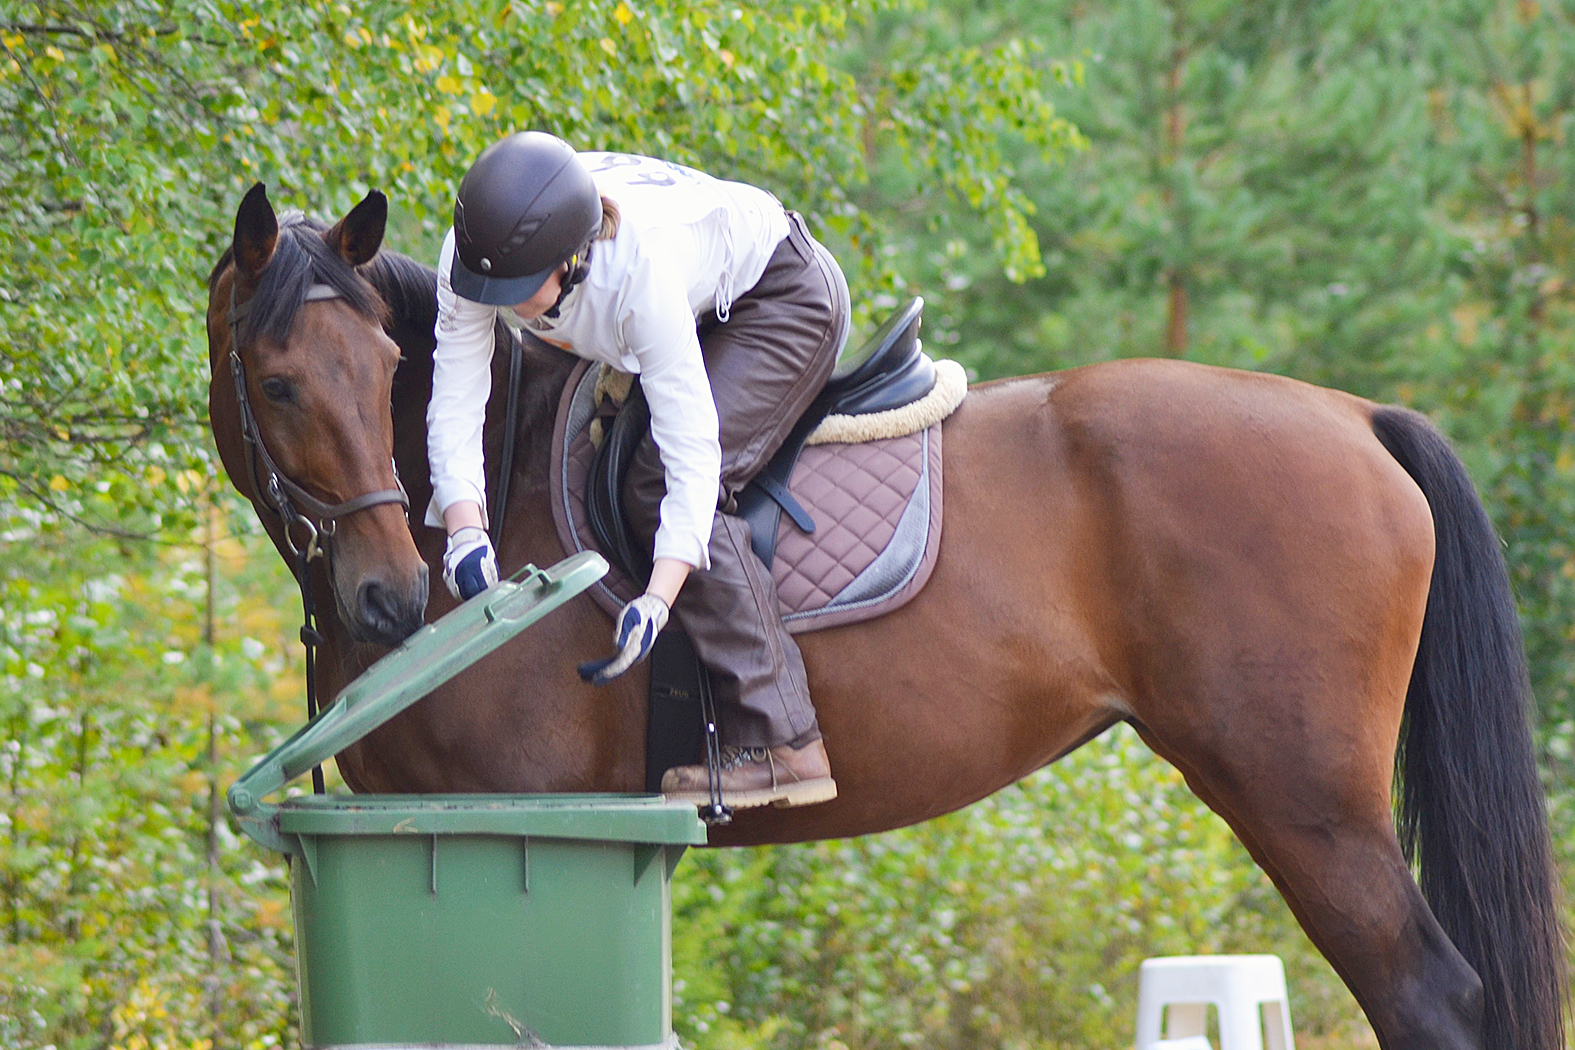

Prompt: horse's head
[{"left": 208, "top": 183, "right": 428, "bottom": 647}]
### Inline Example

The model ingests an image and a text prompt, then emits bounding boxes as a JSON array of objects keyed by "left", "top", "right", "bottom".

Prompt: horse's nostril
[
  {"left": 358, "top": 579, "right": 395, "bottom": 627},
  {"left": 356, "top": 573, "right": 427, "bottom": 645}
]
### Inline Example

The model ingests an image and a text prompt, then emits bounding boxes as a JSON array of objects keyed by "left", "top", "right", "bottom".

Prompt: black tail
[{"left": 1372, "top": 406, "right": 1567, "bottom": 1050}]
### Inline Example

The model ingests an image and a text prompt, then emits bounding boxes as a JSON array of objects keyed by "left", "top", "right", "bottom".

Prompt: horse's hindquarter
[
  {"left": 1046, "top": 361, "right": 1434, "bottom": 767},
  {"left": 731, "top": 359, "right": 1435, "bottom": 846}
]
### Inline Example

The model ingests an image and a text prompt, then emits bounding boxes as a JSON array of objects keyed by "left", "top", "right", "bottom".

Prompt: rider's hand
[
  {"left": 442, "top": 526, "right": 498, "bottom": 600},
  {"left": 578, "top": 593, "right": 669, "bottom": 684}
]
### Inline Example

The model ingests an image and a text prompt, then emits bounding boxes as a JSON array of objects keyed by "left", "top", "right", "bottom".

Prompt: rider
[{"left": 426, "top": 131, "right": 848, "bottom": 809}]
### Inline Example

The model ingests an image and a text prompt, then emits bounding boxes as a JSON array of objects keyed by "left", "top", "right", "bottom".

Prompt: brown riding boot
[{"left": 661, "top": 738, "right": 837, "bottom": 809}]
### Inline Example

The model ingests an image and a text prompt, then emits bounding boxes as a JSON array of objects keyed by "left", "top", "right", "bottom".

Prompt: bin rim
[{"left": 274, "top": 792, "right": 710, "bottom": 845}]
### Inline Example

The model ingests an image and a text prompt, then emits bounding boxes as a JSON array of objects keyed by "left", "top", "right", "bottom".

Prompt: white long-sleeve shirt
[{"left": 426, "top": 151, "right": 790, "bottom": 570}]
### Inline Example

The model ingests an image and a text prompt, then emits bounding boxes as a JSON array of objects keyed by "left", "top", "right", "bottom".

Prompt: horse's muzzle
[{"left": 346, "top": 566, "right": 429, "bottom": 647}]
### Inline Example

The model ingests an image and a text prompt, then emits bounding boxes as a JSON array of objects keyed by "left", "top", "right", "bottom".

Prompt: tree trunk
[{"left": 204, "top": 493, "right": 226, "bottom": 1035}]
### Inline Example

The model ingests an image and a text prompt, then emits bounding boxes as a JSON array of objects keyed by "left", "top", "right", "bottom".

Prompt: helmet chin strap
[{"left": 544, "top": 241, "right": 594, "bottom": 319}]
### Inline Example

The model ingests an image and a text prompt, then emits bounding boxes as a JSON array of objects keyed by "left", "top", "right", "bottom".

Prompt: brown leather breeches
[{"left": 624, "top": 212, "right": 849, "bottom": 748}]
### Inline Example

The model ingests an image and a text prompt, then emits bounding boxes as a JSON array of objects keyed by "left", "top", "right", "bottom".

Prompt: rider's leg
[
  {"left": 629, "top": 502, "right": 833, "bottom": 807},
  {"left": 673, "top": 508, "right": 819, "bottom": 750},
  {"left": 625, "top": 212, "right": 848, "bottom": 805}
]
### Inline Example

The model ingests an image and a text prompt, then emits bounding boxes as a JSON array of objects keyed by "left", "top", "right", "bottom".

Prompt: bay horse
[{"left": 207, "top": 184, "right": 1565, "bottom": 1050}]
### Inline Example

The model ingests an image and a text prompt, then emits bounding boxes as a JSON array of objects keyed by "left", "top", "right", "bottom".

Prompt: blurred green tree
[
  {"left": 1420, "top": 0, "right": 1575, "bottom": 773},
  {"left": 0, "top": 0, "right": 1067, "bottom": 531},
  {"left": 0, "top": 2, "right": 1072, "bottom": 1046}
]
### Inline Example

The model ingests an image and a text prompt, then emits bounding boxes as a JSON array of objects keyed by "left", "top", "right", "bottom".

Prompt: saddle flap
[{"left": 552, "top": 361, "right": 945, "bottom": 635}]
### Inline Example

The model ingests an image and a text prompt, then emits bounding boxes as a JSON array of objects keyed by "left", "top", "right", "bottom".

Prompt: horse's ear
[
  {"left": 232, "top": 182, "right": 278, "bottom": 282},
  {"left": 327, "top": 190, "right": 387, "bottom": 267}
]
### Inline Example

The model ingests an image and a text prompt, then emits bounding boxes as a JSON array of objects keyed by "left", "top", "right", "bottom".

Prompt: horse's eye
[{"left": 259, "top": 377, "right": 296, "bottom": 405}]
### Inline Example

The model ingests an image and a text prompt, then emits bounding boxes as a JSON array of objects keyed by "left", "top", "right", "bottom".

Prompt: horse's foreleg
[{"left": 1135, "top": 719, "right": 1485, "bottom": 1050}]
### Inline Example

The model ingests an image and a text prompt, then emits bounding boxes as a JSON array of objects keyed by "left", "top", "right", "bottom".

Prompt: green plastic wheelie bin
[{"left": 228, "top": 553, "right": 708, "bottom": 1049}]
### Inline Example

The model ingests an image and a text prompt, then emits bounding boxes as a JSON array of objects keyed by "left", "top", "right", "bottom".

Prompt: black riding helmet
[{"left": 450, "top": 132, "right": 602, "bottom": 306}]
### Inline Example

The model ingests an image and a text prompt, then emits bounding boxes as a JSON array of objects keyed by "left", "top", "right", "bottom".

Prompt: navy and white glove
[
  {"left": 578, "top": 593, "right": 669, "bottom": 684},
  {"left": 442, "top": 526, "right": 498, "bottom": 600}
]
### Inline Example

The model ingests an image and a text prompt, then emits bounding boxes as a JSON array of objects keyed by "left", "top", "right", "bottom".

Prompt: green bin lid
[{"left": 228, "top": 553, "right": 613, "bottom": 825}]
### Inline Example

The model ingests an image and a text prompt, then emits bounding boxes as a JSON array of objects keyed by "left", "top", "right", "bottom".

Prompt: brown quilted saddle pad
[{"left": 549, "top": 361, "right": 944, "bottom": 633}]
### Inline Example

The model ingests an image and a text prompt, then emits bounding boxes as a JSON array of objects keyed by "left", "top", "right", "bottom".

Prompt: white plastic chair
[{"left": 1134, "top": 955, "right": 1295, "bottom": 1050}]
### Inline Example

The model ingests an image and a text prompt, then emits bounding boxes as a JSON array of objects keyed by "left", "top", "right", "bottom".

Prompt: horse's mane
[
  {"left": 360, "top": 248, "right": 439, "bottom": 352},
  {"left": 206, "top": 215, "right": 388, "bottom": 349}
]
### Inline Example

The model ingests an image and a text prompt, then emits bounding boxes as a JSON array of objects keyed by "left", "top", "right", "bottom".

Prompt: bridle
[
  {"left": 226, "top": 279, "right": 409, "bottom": 562},
  {"left": 227, "top": 273, "right": 411, "bottom": 792}
]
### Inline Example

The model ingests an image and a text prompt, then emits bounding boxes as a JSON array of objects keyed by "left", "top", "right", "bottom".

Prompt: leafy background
[{"left": 2, "top": 0, "right": 1572, "bottom": 1047}]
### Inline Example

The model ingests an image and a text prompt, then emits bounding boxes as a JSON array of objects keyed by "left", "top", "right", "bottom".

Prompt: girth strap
[
  {"left": 489, "top": 334, "right": 525, "bottom": 545},
  {"left": 585, "top": 380, "right": 655, "bottom": 585}
]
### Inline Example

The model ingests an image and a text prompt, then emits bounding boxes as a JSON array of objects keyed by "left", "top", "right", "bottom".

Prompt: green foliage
[
  {"left": 1, "top": 0, "right": 1067, "bottom": 529},
  {"left": 1, "top": 2, "right": 1075, "bottom": 1047},
  {"left": 836, "top": 7, "right": 1085, "bottom": 289},
  {"left": 4, "top": 1, "right": 1575, "bottom": 1048},
  {"left": 1415, "top": 0, "right": 1575, "bottom": 781},
  {"left": 1, "top": 1, "right": 219, "bottom": 540},
  {"left": 0, "top": 499, "right": 307, "bottom": 1049}
]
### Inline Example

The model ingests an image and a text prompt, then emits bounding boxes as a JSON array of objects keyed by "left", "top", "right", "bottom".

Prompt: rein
[
  {"left": 227, "top": 277, "right": 411, "bottom": 792},
  {"left": 488, "top": 336, "right": 524, "bottom": 545}
]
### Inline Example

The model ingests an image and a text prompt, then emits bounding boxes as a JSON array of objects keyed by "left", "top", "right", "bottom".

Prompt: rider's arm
[
  {"left": 443, "top": 500, "right": 485, "bottom": 532},
  {"left": 618, "top": 241, "right": 723, "bottom": 577},
  {"left": 647, "top": 557, "right": 692, "bottom": 607},
  {"left": 427, "top": 228, "right": 499, "bottom": 531}
]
